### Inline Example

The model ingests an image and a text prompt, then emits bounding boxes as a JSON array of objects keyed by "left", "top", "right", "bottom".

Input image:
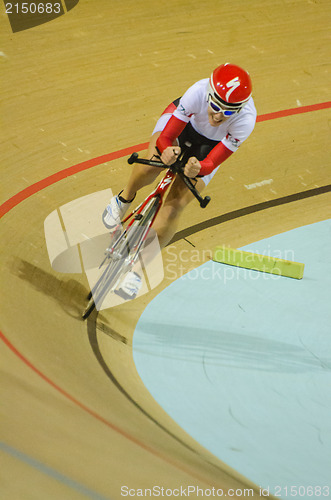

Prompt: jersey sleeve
[
  {"left": 221, "top": 112, "right": 256, "bottom": 152},
  {"left": 156, "top": 81, "right": 203, "bottom": 152},
  {"left": 156, "top": 115, "right": 187, "bottom": 153},
  {"left": 199, "top": 104, "right": 256, "bottom": 175},
  {"left": 173, "top": 81, "right": 202, "bottom": 123},
  {"left": 199, "top": 142, "right": 233, "bottom": 175}
]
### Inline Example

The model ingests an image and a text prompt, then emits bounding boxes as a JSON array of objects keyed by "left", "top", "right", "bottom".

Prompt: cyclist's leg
[
  {"left": 103, "top": 110, "right": 177, "bottom": 229},
  {"left": 120, "top": 132, "right": 164, "bottom": 201},
  {"left": 152, "top": 174, "right": 205, "bottom": 248}
]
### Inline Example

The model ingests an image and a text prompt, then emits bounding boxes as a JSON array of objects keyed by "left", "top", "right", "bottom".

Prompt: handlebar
[{"left": 127, "top": 152, "right": 211, "bottom": 208}]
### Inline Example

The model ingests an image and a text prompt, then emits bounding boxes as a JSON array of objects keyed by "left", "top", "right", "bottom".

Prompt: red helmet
[{"left": 208, "top": 63, "right": 252, "bottom": 108}]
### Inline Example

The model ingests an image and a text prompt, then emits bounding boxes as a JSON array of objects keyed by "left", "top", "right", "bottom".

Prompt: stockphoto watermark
[
  {"left": 44, "top": 189, "right": 300, "bottom": 312},
  {"left": 44, "top": 189, "right": 164, "bottom": 311},
  {"left": 164, "top": 245, "right": 297, "bottom": 283},
  {"left": 213, "top": 245, "right": 296, "bottom": 264},
  {"left": 120, "top": 484, "right": 330, "bottom": 497},
  {"left": 3, "top": 0, "right": 80, "bottom": 33},
  {"left": 120, "top": 485, "right": 257, "bottom": 497}
]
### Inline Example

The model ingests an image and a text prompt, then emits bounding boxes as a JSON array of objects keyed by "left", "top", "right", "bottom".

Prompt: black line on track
[
  {"left": 170, "top": 184, "right": 331, "bottom": 243},
  {"left": 86, "top": 183, "right": 330, "bottom": 467},
  {"left": 86, "top": 313, "right": 207, "bottom": 458},
  {"left": 87, "top": 315, "right": 244, "bottom": 478}
]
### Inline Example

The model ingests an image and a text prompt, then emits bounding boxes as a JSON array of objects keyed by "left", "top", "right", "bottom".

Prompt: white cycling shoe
[
  {"left": 102, "top": 192, "right": 132, "bottom": 229},
  {"left": 115, "top": 271, "right": 142, "bottom": 300}
]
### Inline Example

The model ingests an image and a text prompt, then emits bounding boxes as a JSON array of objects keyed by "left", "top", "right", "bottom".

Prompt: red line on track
[
  {"left": 256, "top": 101, "right": 331, "bottom": 122},
  {"left": 1, "top": 101, "right": 330, "bottom": 218},
  {"left": 0, "top": 331, "right": 135, "bottom": 440},
  {"left": 0, "top": 329, "right": 214, "bottom": 483},
  {"left": 0, "top": 142, "right": 148, "bottom": 218}
]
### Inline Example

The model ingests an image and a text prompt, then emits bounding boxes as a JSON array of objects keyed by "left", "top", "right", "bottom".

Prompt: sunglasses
[{"left": 207, "top": 93, "right": 241, "bottom": 116}]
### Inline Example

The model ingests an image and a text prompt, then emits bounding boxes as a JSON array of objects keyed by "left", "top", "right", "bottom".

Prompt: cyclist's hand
[
  {"left": 161, "top": 146, "right": 181, "bottom": 165},
  {"left": 184, "top": 157, "right": 201, "bottom": 178}
]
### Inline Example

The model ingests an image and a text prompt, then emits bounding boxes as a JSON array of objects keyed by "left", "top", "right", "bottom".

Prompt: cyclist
[{"left": 103, "top": 63, "right": 257, "bottom": 299}]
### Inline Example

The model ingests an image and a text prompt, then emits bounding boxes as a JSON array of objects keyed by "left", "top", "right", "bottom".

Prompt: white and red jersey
[
  {"left": 155, "top": 78, "right": 257, "bottom": 177},
  {"left": 174, "top": 78, "right": 256, "bottom": 152}
]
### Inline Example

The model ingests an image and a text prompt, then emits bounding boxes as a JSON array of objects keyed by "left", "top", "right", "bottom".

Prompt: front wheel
[
  {"left": 82, "top": 258, "right": 123, "bottom": 320},
  {"left": 82, "top": 297, "right": 95, "bottom": 319},
  {"left": 82, "top": 195, "right": 161, "bottom": 319}
]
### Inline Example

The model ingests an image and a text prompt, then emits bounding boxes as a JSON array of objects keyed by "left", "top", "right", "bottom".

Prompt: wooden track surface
[{"left": 1, "top": 1, "right": 330, "bottom": 498}]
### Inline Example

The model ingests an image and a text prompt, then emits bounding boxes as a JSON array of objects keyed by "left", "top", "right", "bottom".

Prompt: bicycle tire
[
  {"left": 96, "top": 196, "right": 160, "bottom": 299},
  {"left": 82, "top": 297, "right": 96, "bottom": 319},
  {"left": 82, "top": 196, "right": 160, "bottom": 319},
  {"left": 82, "top": 258, "right": 123, "bottom": 319}
]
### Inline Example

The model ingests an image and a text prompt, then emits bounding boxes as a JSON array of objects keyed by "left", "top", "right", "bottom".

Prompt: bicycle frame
[
  {"left": 104, "top": 168, "right": 175, "bottom": 267},
  {"left": 106, "top": 152, "right": 211, "bottom": 265},
  {"left": 122, "top": 168, "right": 175, "bottom": 228}
]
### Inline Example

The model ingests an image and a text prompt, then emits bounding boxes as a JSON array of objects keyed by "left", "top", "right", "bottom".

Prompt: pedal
[{"left": 134, "top": 213, "right": 143, "bottom": 220}]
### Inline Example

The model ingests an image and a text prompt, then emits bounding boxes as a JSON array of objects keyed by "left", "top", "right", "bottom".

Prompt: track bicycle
[{"left": 82, "top": 147, "right": 211, "bottom": 319}]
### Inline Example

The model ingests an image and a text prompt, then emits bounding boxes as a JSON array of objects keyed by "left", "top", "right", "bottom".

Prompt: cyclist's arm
[
  {"left": 198, "top": 142, "right": 233, "bottom": 176},
  {"left": 156, "top": 115, "right": 187, "bottom": 153},
  {"left": 157, "top": 117, "right": 234, "bottom": 175},
  {"left": 183, "top": 143, "right": 233, "bottom": 178}
]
